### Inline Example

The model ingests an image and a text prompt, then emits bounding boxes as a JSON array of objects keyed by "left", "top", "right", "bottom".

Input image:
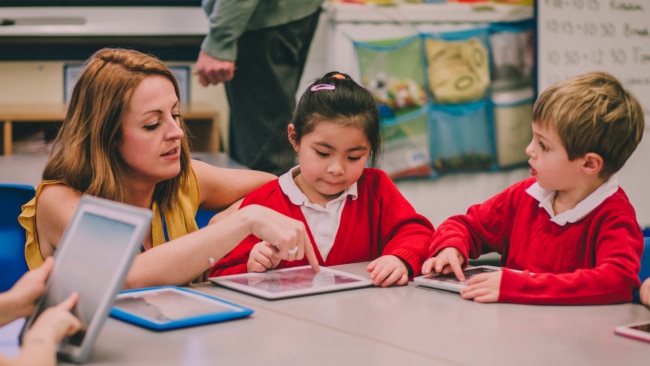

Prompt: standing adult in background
[{"left": 196, "top": 0, "right": 324, "bottom": 175}]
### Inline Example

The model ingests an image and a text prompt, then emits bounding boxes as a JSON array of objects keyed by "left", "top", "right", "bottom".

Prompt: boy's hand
[
  {"left": 421, "top": 247, "right": 466, "bottom": 281},
  {"left": 366, "top": 255, "right": 409, "bottom": 287},
  {"left": 247, "top": 241, "right": 282, "bottom": 273},
  {"left": 460, "top": 270, "right": 503, "bottom": 303}
]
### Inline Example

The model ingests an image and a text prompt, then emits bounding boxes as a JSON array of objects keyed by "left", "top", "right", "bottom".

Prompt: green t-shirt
[{"left": 200, "top": 0, "right": 324, "bottom": 61}]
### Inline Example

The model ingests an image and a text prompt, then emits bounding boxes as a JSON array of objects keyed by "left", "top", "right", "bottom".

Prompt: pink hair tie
[{"left": 311, "top": 84, "right": 336, "bottom": 92}]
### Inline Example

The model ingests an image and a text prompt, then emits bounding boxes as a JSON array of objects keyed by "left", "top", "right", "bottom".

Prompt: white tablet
[
  {"left": 614, "top": 321, "right": 650, "bottom": 343},
  {"left": 111, "top": 286, "right": 253, "bottom": 331},
  {"left": 20, "top": 195, "right": 152, "bottom": 364},
  {"left": 414, "top": 265, "right": 501, "bottom": 293},
  {"left": 209, "top": 266, "right": 373, "bottom": 300}
]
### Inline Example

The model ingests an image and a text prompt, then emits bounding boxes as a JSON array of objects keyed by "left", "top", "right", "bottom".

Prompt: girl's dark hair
[{"left": 292, "top": 71, "right": 381, "bottom": 167}]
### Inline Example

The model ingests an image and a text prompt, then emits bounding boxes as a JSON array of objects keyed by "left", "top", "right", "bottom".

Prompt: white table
[{"left": 52, "top": 263, "right": 650, "bottom": 366}]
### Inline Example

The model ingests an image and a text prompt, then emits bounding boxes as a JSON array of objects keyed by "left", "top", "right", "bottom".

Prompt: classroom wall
[
  {"left": 0, "top": 61, "right": 230, "bottom": 150},
  {"left": 0, "top": 14, "right": 528, "bottom": 228},
  {"left": 1, "top": 5, "right": 648, "bottom": 229}
]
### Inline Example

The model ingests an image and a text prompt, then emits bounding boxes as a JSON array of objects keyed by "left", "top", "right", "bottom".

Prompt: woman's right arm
[
  {"left": 35, "top": 185, "right": 319, "bottom": 288},
  {"left": 124, "top": 204, "right": 319, "bottom": 288}
]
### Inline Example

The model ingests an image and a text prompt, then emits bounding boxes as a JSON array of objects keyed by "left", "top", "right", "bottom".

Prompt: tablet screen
[
  {"left": 210, "top": 266, "right": 373, "bottom": 300},
  {"left": 111, "top": 286, "right": 254, "bottom": 330},
  {"left": 414, "top": 265, "right": 501, "bottom": 293},
  {"left": 422, "top": 266, "right": 498, "bottom": 283},
  {"left": 630, "top": 323, "right": 650, "bottom": 332},
  {"left": 114, "top": 287, "right": 240, "bottom": 324},
  {"left": 227, "top": 267, "right": 360, "bottom": 293}
]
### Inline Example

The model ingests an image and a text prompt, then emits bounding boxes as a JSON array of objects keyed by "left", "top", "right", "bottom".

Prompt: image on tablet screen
[
  {"left": 227, "top": 267, "right": 359, "bottom": 293},
  {"left": 424, "top": 266, "right": 498, "bottom": 283},
  {"left": 113, "top": 288, "right": 238, "bottom": 325}
]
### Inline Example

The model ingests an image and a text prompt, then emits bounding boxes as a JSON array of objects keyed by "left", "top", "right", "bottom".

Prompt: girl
[{"left": 210, "top": 72, "right": 434, "bottom": 287}]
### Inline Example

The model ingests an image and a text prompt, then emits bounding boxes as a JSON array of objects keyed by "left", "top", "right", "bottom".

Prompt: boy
[{"left": 423, "top": 71, "right": 645, "bottom": 305}]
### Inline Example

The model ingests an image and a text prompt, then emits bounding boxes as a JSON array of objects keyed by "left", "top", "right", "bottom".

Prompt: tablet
[
  {"left": 20, "top": 195, "right": 152, "bottom": 364},
  {"left": 209, "top": 266, "right": 373, "bottom": 300},
  {"left": 110, "top": 286, "right": 253, "bottom": 331},
  {"left": 614, "top": 321, "right": 650, "bottom": 343},
  {"left": 414, "top": 265, "right": 501, "bottom": 293}
]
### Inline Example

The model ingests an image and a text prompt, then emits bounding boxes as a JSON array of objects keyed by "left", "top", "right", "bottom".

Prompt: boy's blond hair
[{"left": 532, "top": 71, "right": 644, "bottom": 179}]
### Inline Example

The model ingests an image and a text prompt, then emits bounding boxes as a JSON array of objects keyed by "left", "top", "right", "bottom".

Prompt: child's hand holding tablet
[
  {"left": 414, "top": 265, "right": 501, "bottom": 295},
  {"left": 420, "top": 247, "right": 505, "bottom": 302}
]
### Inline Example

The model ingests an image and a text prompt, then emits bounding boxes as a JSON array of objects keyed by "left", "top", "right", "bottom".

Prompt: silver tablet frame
[
  {"left": 414, "top": 265, "right": 501, "bottom": 293},
  {"left": 209, "top": 266, "right": 373, "bottom": 300},
  {"left": 19, "top": 195, "right": 151, "bottom": 363}
]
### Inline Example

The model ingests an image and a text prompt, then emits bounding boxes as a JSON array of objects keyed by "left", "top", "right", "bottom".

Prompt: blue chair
[
  {"left": 0, "top": 184, "right": 35, "bottom": 292},
  {"left": 195, "top": 209, "right": 217, "bottom": 229},
  {"left": 639, "top": 236, "right": 650, "bottom": 282},
  {"left": 633, "top": 236, "right": 650, "bottom": 304}
]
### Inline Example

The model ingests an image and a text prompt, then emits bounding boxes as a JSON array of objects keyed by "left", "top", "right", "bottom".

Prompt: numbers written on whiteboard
[
  {"left": 545, "top": 47, "right": 650, "bottom": 67},
  {"left": 543, "top": 22, "right": 649, "bottom": 39},
  {"left": 542, "top": 0, "right": 601, "bottom": 11},
  {"left": 543, "top": 20, "right": 616, "bottom": 37}
]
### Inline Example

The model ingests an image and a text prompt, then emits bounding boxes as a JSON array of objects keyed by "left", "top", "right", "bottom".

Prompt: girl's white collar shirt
[{"left": 278, "top": 166, "right": 358, "bottom": 260}]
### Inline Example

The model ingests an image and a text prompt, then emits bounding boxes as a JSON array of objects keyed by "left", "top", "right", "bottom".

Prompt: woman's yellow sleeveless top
[{"left": 19, "top": 169, "right": 201, "bottom": 269}]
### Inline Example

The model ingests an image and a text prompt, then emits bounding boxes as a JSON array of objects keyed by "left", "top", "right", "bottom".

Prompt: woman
[{"left": 19, "top": 48, "right": 318, "bottom": 288}]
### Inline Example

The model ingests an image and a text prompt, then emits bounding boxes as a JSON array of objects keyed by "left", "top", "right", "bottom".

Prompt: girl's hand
[
  {"left": 421, "top": 247, "right": 465, "bottom": 280},
  {"left": 247, "top": 241, "right": 282, "bottom": 273},
  {"left": 460, "top": 270, "right": 503, "bottom": 303},
  {"left": 366, "top": 255, "right": 409, "bottom": 287},
  {"left": 243, "top": 205, "right": 319, "bottom": 272}
]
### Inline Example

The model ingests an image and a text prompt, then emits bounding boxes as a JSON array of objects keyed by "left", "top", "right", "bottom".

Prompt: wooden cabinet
[{"left": 0, "top": 103, "right": 221, "bottom": 155}]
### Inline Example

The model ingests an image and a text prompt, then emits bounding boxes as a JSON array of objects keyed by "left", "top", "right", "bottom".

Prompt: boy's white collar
[{"left": 525, "top": 175, "right": 619, "bottom": 226}]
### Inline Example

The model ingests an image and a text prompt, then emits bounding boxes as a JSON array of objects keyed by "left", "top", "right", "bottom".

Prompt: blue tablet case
[{"left": 110, "top": 286, "right": 253, "bottom": 331}]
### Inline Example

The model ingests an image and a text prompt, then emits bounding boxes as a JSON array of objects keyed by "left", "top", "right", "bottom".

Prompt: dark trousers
[{"left": 226, "top": 9, "right": 321, "bottom": 175}]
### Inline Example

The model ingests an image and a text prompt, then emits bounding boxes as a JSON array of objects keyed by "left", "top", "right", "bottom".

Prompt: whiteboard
[{"left": 536, "top": 0, "right": 650, "bottom": 227}]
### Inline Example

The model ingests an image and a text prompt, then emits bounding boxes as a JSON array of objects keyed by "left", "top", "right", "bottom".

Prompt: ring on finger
[{"left": 288, "top": 246, "right": 298, "bottom": 255}]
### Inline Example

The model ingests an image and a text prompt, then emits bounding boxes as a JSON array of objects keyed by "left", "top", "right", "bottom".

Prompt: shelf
[
  {"left": 325, "top": 3, "right": 534, "bottom": 23},
  {"left": 0, "top": 102, "right": 221, "bottom": 155}
]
